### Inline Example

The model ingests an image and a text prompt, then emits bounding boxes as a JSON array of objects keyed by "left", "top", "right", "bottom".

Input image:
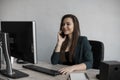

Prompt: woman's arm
[
  {"left": 51, "top": 31, "right": 66, "bottom": 64},
  {"left": 82, "top": 37, "right": 93, "bottom": 69},
  {"left": 51, "top": 51, "right": 60, "bottom": 64},
  {"left": 51, "top": 41, "right": 63, "bottom": 64}
]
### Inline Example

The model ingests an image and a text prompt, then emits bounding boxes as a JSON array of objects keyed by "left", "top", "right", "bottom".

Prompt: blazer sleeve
[
  {"left": 51, "top": 51, "right": 60, "bottom": 65},
  {"left": 82, "top": 37, "right": 93, "bottom": 69}
]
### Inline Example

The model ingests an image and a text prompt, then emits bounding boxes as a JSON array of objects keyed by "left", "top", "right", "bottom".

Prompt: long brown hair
[{"left": 60, "top": 14, "right": 80, "bottom": 62}]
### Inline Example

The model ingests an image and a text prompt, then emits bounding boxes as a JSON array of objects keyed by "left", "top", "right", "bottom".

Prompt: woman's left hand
[{"left": 58, "top": 66, "right": 75, "bottom": 75}]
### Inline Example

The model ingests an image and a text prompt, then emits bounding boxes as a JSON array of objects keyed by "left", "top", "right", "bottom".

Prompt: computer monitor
[
  {"left": 1, "top": 21, "right": 37, "bottom": 64},
  {"left": 0, "top": 21, "right": 37, "bottom": 78}
]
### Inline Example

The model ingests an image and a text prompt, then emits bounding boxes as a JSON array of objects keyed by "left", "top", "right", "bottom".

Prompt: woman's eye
[
  {"left": 67, "top": 23, "right": 70, "bottom": 25},
  {"left": 62, "top": 23, "right": 70, "bottom": 26}
]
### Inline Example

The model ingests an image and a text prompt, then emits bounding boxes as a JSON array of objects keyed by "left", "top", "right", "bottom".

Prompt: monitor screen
[{"left": 1, "top": 21, "right": 37, "bottom": 64}]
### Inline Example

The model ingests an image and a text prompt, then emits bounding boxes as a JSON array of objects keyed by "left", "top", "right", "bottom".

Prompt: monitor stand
[
  {"left": 0, "top": 33, "right": 29, "bottom": 79},
  {"left": 0, "top": 69, "right": 29, "bottom": 79}
]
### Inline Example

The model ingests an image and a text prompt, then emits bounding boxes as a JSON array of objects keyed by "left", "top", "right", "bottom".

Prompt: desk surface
[{"left": 0, "top": 62, "right": 99, "bottom": 80}]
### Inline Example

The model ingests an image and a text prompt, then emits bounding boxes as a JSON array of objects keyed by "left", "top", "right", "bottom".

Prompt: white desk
[{"left": 0, "top": 62, "right": 99, "bottom": 80}]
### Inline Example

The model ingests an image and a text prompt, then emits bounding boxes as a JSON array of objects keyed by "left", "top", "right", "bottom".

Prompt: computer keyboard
[{"left": 22, "top": 65, "right": 61, "bottom": 76}]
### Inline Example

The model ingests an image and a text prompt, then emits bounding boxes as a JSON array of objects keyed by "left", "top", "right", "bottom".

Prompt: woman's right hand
[{"left": 57, "top": 31, "right": 66, "bottom": 46}]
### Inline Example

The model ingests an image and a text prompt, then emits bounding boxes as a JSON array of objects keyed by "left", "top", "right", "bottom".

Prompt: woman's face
[{"left": 62, "top": 17, "right": 74, "bottom": 35}]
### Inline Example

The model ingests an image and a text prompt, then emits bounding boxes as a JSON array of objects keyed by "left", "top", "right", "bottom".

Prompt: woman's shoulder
[
  {"left": 77, "top": 36, "right": 91, "bottom": 47},
  {"left": 78, "top": 36, "right": 89, "bottom": 43},
  {"left": 78, "top": 36, "right": 88, "bottom": 40}
]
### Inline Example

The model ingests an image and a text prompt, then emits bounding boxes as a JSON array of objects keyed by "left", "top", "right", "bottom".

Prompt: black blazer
[{"left": 51, "top": 36, "right": 93, "bottom": 69}]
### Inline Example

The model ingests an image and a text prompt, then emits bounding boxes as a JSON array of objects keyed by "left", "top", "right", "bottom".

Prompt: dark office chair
[{"left": 89, "top": 40, "right": 104, "bottom": 69}]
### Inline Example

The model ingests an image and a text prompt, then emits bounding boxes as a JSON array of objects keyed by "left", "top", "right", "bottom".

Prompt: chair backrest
[{"left": 89, "top": 40, "right": 104, "bottom": 69}]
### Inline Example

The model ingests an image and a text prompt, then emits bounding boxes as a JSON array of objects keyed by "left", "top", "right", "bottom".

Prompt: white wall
[{"left": 0, "top": 0, "right": 120, "bottom": 62}]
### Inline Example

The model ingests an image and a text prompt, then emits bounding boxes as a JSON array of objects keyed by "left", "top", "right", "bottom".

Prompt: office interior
[{"left": 0, "top": 0, "right": 120, "bottom": 80}]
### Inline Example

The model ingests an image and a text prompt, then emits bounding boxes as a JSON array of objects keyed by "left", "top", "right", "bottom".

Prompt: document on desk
[{"left": 70, "top": 72, "right": 88, "bottom": 80}]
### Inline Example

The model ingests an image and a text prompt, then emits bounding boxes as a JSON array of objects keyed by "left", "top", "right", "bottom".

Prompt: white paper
[{"left": 70, "top": 72, "right": 88, "bottom": 80}]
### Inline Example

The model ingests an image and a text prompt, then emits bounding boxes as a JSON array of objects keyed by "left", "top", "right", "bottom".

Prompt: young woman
[{"left": 51, "top": 14, "right": 93, "bottom": 74}]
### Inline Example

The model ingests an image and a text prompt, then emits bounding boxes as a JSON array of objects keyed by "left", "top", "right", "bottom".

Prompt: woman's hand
[
  {"left": 58, "top": 66, "right": 75, "bottom": 75},
  {"left": 57, "top": 31, "right": 66, "bottom": 46},
  {"left": 58, "top": 63, "right": 87, "bottom": 75}
]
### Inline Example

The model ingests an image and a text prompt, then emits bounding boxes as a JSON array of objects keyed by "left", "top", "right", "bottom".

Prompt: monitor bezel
[{"left": 1, "top": 21, "right": 37, "bottom": 64}]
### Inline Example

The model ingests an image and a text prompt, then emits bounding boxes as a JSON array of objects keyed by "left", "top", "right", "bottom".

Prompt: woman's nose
[{"left": 63, "top": 24, "right": 67, "bottom": 29}]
